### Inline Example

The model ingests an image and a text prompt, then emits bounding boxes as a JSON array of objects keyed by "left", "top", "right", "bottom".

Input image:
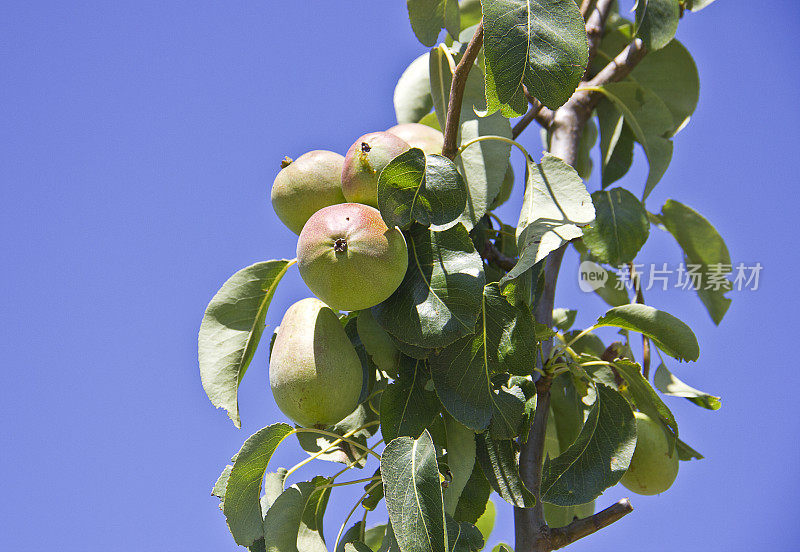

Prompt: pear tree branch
[{"left": 441, "top": 21, "right": 484, "bottom": 160}]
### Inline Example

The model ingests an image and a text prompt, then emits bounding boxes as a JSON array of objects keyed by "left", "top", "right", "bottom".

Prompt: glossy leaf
[
  {"left": 654, "top": 362, "right": 722, "bottom": 410},
  {"left": 443, "top": 415, "right": 477, "bottom": 515},
  {"left": 199, "top": 260, "right": 293, "bottom": 427},
  {"left": 482, "top": 0, "right": 588, "bottom": 113},
  {"left": 345, "top": 543, "right": 373, "bottom": 552},
  {"left": 378, "top": 148, "right": 468, "bottom": 229},
  {"left": 408, "top": 0, "right": 461, "bottom": 47},
  {"left": 430, "top": 283, "right": 537, "bottom": 434},
  {"left": 476, "top": 433, "right": 536, "bottom": 507},
  {"left": 541, "top": 384, "right": 636, "bottom": 506},
  {"left": 658, "top": 199, "right": 732, "bottom": 325},
  {"left": 381, "top": 357, "right": 440, "bottom": 442},
  {"left": 395, "top": 52, "right": 434, "bottom": 125},
  {"left": 593, "top": 82, "right": 674, "bottom": 198},
  {"left": 223, "top": 423, "right": 296, "bottom": 546},
  {"left": 635, "top": 0, "right": 679, "bottom": 50},
  {"left": 502, "top": 154, "right": 595, "bottom": 284},
  {"left": 595, "top": 304, "right": 699, "bottom": 362},
  {"left": 446, "top": 517, "right": 484, "bottom": 551},
  {"left": 372, "top": 223, "right": 485, "bottom": 349},
  {"left": 583, "top": 188, "right": 650, "bottom": 266},
  {"left": 381, "top": 430, "right": 447, "bottom": 552},
  {"left": 429, "top": 45, "right": 512, "bottom": 231}
]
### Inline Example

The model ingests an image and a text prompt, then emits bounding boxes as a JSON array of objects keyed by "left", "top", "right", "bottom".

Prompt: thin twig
[
  {"left": 513, "top": 100, "right": 546, "bottom": 138},
  {"left": 549, "top": 498, "right": 634, "bottom": 549},
  {"left": 442, "top": 21, "right": 484, "bottom": 160},
  {"left": 580, "top": 0, "right": 598, "bottom": 20}
]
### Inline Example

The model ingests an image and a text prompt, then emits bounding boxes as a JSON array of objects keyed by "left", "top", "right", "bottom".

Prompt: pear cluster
[{"left": 268, "top": 124, "right": 443, "bottom": 427}]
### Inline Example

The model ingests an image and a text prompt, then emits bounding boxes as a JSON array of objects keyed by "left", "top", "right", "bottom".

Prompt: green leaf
[
  {"left": 612, "top": 359, "right": 679, "bottom": 441},
  {"left": 549, "top": 373, "right": 586, "bottom": 452},
  {"left": 381, "top": 357, "right": 441, "bottom": 442},
  {"left": 429, "top": 45, "right": 513, "bottom": 231},
  {"left": 502, "top": 154, "right": 595, "bottom": 284},
  {"left": 453, "top": 460, "right": 492, "bottom": 524},
  {"left": 597, "top": 102, "right": 635, "bottom": 187},
  {"left": 381, "top": 430, "right": 448, "bottom": 552},
  {"left": 635, "top": 0, "right": 679, "bottom": 50},
  {"left": 593, "top": 82, "right": 674, "bottom": 198},
  {"left": 686, "top": 0, "right": 717, "bottom": 11},
  {"left": 658, "top": 199, "right": 732, "bottom": 325},
  {"left": 443, "top": 414, "right": 477, "bottom": 515},
  {"left": 573, "top": 241, "right": 630, "bottom": 307},
  {"left": 295, "top": 401, "right": 376, "bottom": 467},
  {"left": 459, "top": 0, "right": 483, "bottom": 30},
  {"left": 481, "top": 0, "right": 588, "bottom": 113},
  {"left": 372, "top": 223, "right": 485, "bottom": 349},
  {"left": 552, "top": 308, "right": 577, "bottom": 332},
  {"left": 430, "top": 283, "right": 537, "bottom": 434},
  {"left": 338, "top": 522, "right": 366, "bottom": 552},
  {"left": 596, "top": 27, "right": 699, "bottom": 135},
  {"left": 345, "top": 543, "right": 373, "bottom": 552},
  {"left": 676, "top": 437, "right": 704, "bottom": 461},
  {"left": 654, "top": 362, "right": 722, "bottom": 410},
  {"left": 542, "top": 384, "right": 636, "bottom": 506},
  {"left": 223, "top": 423, "right": 296, "bottom": 546},
  {"left": 212, "top": 464, "right": 233, "bottom": 505},
  {"left": 476, "top": 433, "right": 536, "bottom": 507},
  {"left": 198, "top": 260, "right": 293, "bottom": 428},
  {"left": 378, "top": 149, "right": 468, "bottom": 229},
  {"left": 595, "top": 304, "right": 699, "bottom": 362},
  {"left": 576, "top": 118, "right": 598, "bottom": 180},
  {"left": 446, "top": 517, "right": 484, "bottom": 551},
  {"left": 358, "top": 309, "right": 402, "bottom": 378},
  {"left": 395, "top": 52, "right": 434, "bottom": 125},
  {"left": 362, "top": 468, "right": 385, "bottom": 511},
  {"left": 365, "top": 525, "right": 388, "bottom": 550},
  {"left": 583, "top": 188, "right": 650, "bottom": 266},
  {"left": 474, "top": 499, "right": 496, "bottom": 543},
  {"left": 408, "top": 0, "right": 461, "bottom": 46},
  {"left": 492, "top": 545, "right": 513, "bottom": 552},
  {"left": 262, "top": 477, "right": 330, "bottom": 552}
]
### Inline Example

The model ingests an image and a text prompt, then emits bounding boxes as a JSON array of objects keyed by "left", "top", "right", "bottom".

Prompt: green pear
[
  {"left": 387, "top": 123, "right": 444, "bottom": 155},
  {"left": 341, "top": 132, "right": 410, "bottom": 206},
  {"left": 489, "top": 165, "right": 515, "bottom": 210},
  {"left": 297, "top": 203, "right": 408, "bottom": 311},
  {"left": 621, "top": 412, "right": 680, "bottom": 495},
  {"left": 269, "top": 297, "right": 363, "bottom": 427},
  {"left": 271, "top": 150, "right": 346, "bottom": 234}
]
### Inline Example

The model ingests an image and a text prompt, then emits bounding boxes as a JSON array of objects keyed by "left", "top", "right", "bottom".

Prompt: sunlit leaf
[
  {"left": 395, "top": 52, "right": 434, "bottom": 124},
  {"left": 199, "top": 260, "right": 293, "bottom": 427},
  {"left": 582, "top": 188, "right": 650, "bottom": 266},
  {"left": 595, "top": 304, "right": 699, "bottom": 362},
  {"left": 482, "top": 0, "right": 588, "bottom": 113},
  {"left": 373, "top": 224, "right": 485, "bottom": 349},
  {"left": 635, "top": 0, "right": 679, "bottom": 50},
  {"left": 654, "top": 362, "right": 722, "bottom": 410}
]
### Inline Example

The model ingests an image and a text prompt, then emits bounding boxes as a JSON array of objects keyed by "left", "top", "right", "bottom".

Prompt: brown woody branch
[
  {"left": 548, "top": 499, "right": 634, "bottom": 549},
  {"left": 515, "top": 7, "right": 650, "bottom": 552},
  {"left": 441, "top": 21, "right": 484, "bottom": 160}
]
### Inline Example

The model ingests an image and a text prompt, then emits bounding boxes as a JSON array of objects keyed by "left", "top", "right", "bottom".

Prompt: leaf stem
[
  {"left": 456, "top": 134, "right": 532, "bottom": 162},
  {"left": 286, "top": 422, "right": 381, "bottom": 478},
  {"left": 333, "top": 481, "right": 382, "bottom": 552}
]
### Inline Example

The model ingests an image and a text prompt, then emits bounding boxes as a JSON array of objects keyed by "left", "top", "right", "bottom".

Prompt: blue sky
[{"left": 2, "top": 1, "right": 798, "bottom": 550}]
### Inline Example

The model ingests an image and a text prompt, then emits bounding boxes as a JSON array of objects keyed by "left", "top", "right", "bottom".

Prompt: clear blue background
[{"left": 2, "top": 1, "right": 798, "bottom": 550}]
